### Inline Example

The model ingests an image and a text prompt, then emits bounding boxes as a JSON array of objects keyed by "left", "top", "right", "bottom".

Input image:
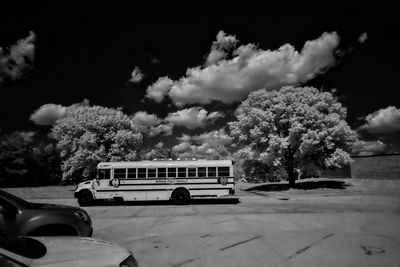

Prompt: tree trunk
[
  {"left": 286, "top": 148, "right": 296, "bottom": 188},
  {"left": 288, "top": 169, "right": 296, "bottom": 187}
]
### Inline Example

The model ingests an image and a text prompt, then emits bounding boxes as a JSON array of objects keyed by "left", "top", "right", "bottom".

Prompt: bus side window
[
  {"left": 148, "top": 168, "right": 156, "bottom": 178},
  {"left": 218, "top": 167, "right": 230, "bottom": 176},
  {"left": 158, "top": 168, "right": 166, "bottom": 178},
  {"left": 188, "top": 168, "right": 196, "bottom": 178},
  {"left": 198, "top": 167, "right": 207, "bottom": 177},
  {"left": 128, "top": 168, "right": 137, "bottom": 179},
  {"left": 98, "top": 169, "right": 110, "bottom": 179},
  {"left": 208, "top": 167, "right": 216, "bottom": 177},
  {"left": 138, "top": 168, "right": 146, "bottom": 178},
  {"left": 178, "top": 168, "right": 186, "bottom": 178},
  {"left": 168, "top": 168, "right": 176, "bottom": 178},
  {"left": 114, "top": 169, "right": 127, "bottom": 179}
]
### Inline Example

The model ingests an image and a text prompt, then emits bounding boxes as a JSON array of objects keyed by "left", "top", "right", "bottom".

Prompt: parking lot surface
[{"left": 8, "top": 179, "right": 400, "bottom": 267}]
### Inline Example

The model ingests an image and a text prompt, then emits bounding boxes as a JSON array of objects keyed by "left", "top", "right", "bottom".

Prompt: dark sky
[{"left": 1, "top": 3, "right": 399, "bottom": 154}]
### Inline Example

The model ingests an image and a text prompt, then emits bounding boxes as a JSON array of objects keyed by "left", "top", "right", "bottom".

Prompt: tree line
[{"left": 0, "top": 86, "right": 358, "bottom": 187}]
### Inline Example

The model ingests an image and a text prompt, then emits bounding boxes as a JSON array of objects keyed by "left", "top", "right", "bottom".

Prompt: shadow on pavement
[
  {"left": 245, "top": 180, "right": 351, "bottom": 192},
  {"left": 90, "top": 198, "right": 240, "bottom": 206}
]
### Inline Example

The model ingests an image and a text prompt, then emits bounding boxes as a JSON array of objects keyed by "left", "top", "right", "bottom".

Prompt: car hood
[
  {"left": 33, "top": 203, "right": 80, "bottom": 211},
  {"left": 31, "top": 236, "right": 131, "bottom": 267}
]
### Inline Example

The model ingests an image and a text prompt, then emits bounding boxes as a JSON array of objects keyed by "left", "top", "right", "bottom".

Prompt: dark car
[{"left": 0, "top": 189, "right": 92, "bottom": 237}]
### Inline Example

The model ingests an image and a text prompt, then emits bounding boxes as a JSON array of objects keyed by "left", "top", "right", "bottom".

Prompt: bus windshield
[{"left": 97, "top": 169, "right": 111, "bottom": 180}]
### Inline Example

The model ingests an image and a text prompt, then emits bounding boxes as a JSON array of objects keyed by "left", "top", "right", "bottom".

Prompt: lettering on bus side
[{"left": 163, "top": 179, "right": 188, "bottom": 184}]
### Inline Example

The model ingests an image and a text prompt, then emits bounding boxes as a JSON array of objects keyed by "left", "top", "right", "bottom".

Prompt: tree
[
  {"left": 30, "top": 143, "right": 62, "bottom": 185},
  {"left": 0, "top": 131, "right": 61, "bottom": 186},
  {"left": 0, "top": 132, "right": 32, "bottom": 186},
  {"left": 229, "top": 86, "right": 358, "bottom": 186},
  {"left": 51, "top": 105, "right": 143, "bottom": 183}
]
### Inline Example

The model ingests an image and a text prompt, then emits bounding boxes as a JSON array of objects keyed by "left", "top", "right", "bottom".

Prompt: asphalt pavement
[{"left": 20, "top": 179, "right": 400, "bottom": 267}]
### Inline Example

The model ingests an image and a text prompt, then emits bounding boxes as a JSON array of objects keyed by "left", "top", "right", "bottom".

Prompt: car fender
[{"left": 20, "top": 210, "right": 81, "bottom": 236}]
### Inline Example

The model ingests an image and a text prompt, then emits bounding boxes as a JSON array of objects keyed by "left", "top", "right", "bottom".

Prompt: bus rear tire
[
  {"left": 77, "top": 190, "right": 93, "bottom": 206},
  {"left": 172, "top": 189, "right": 190, "bottom": 205}
]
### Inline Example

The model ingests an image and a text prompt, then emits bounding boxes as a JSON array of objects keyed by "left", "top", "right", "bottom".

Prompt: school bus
[{"left": 74, "top": 159, "right": 235, "bottom": 205}]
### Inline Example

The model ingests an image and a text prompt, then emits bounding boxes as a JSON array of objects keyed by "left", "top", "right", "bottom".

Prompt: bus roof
[{"left": 97, "top": 159, "right": 233, "bottom": 169}]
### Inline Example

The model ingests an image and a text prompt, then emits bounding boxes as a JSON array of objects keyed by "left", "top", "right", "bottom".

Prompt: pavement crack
[
  {"left": 171, "top": 258, "right": 196, "bottom": 267},
  {"left": 220, "top": 235, "right": 264, "bottom": 251},
  {"left": 128, "top": 208, "right": 144, "bottom": 218},
  {"left": 287, "top": 233, "right": 334, "bottom": 259},
  {"left": 212, "top": 219, "right": 230, "bottom": 224},
  {"left": 361, "top": 245, "right": 386, "bottom": 255},
  {"left": 153, "top": 219, "right": 174, "bottom": 226}
]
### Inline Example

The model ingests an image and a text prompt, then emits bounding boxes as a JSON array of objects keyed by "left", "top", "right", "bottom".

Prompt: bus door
[{"left": 94, "top": 169, "right": 113, "bottom": 198}]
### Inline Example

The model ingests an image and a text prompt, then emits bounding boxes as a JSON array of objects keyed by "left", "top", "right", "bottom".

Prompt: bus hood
[{"left": 75, "top": 180, "right": 94, "bottom": 191}]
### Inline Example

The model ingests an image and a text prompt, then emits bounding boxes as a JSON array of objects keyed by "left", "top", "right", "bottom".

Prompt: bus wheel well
[
  {"left": 172, "top": 187, "right": 190, "bottom": 196},
  {"left": 77, "top": 189, "right": 94, "bottom": 206},
  {"left": 171, "top": 188, "right": 191, "bottom": 205}
]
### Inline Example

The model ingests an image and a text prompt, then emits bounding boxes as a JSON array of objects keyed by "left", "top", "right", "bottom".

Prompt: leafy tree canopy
[
  {"left": 229, "top": 86, "right": 358, "bottom": 186},
  {"left": 0, "top": 131, "right": 61, "bottom": 186},
  {"left": 51, "top": 105, "right": 142, "bottom": 182}
]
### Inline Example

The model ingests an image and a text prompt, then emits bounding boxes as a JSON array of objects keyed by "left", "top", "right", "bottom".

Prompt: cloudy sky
[{"left": 1, "top": 3, "right": 399, "bottom": 157}]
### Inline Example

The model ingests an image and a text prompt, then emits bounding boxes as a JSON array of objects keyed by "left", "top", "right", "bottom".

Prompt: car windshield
[
  {"left": 0, "top": 189, "right": 35, "bottom": 209},
  {"left": 0, "top": 232, "right": 47, "bottom": 259}
]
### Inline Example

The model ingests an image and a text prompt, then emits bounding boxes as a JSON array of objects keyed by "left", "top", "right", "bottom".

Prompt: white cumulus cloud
[
  {"left": 172, "top": 142, "right": 191, "bottom": 153},
  {"left": 359, "top": 106, "right": 400, "bottom": 134},
  {"left": 146, "top": 31, "right": 340, "bottom": 106},
  {"left": 30, "top": 104, "right": 67, "bottom": 126},
  {"left": 148, "top": 123, "right": 173, "bottom": 137},
  {"left": 30, "top": 99, "right": 91, "bottom": 126},
  {"left": 130, "top": 111, "right": 173, "bottom": 137},
  {"left": 165, "top": 106, "right": 224, "bottom": 129},
  {"left": 352, "top": 140, "right": 387, "bottom": 156},
  {"left": 155, "top": 142, "right": 164, "bottom": 149},
  {"left": 145, "top": 76, "right": 174, "bottom": 103},
  {"left": 0, "top": 31, "right": 36, "bottom": 85},
  {"left": 129, "top": 66, "right": 144, "bottom": 83},
  {"left": 358, "top": 32, "right": 368, "bottom": 43},
  {"left": 205, "top": 30, "right": 238, "bottom": 66},
  {"left": 131, "top": 111, "right": 162, "bottom": 127},
  {"left": 172, "top": 129, "right": 233, "bottom": 159}
]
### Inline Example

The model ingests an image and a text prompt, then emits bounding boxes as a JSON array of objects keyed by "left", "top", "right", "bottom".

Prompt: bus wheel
[
  {"left": 172, "top": 189, "right": 190, "bottom": 205},
  {"left": 78, "top": 190, "right": 93, "bottom": 206}
]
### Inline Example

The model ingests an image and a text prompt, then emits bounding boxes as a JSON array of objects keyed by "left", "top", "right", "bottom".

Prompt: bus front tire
[
  {"left": 172, "top": 189, "right": 190, "bottom": 205},
  {"left": 77, "top": 190, "right": 93, "bottom": 206}
]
